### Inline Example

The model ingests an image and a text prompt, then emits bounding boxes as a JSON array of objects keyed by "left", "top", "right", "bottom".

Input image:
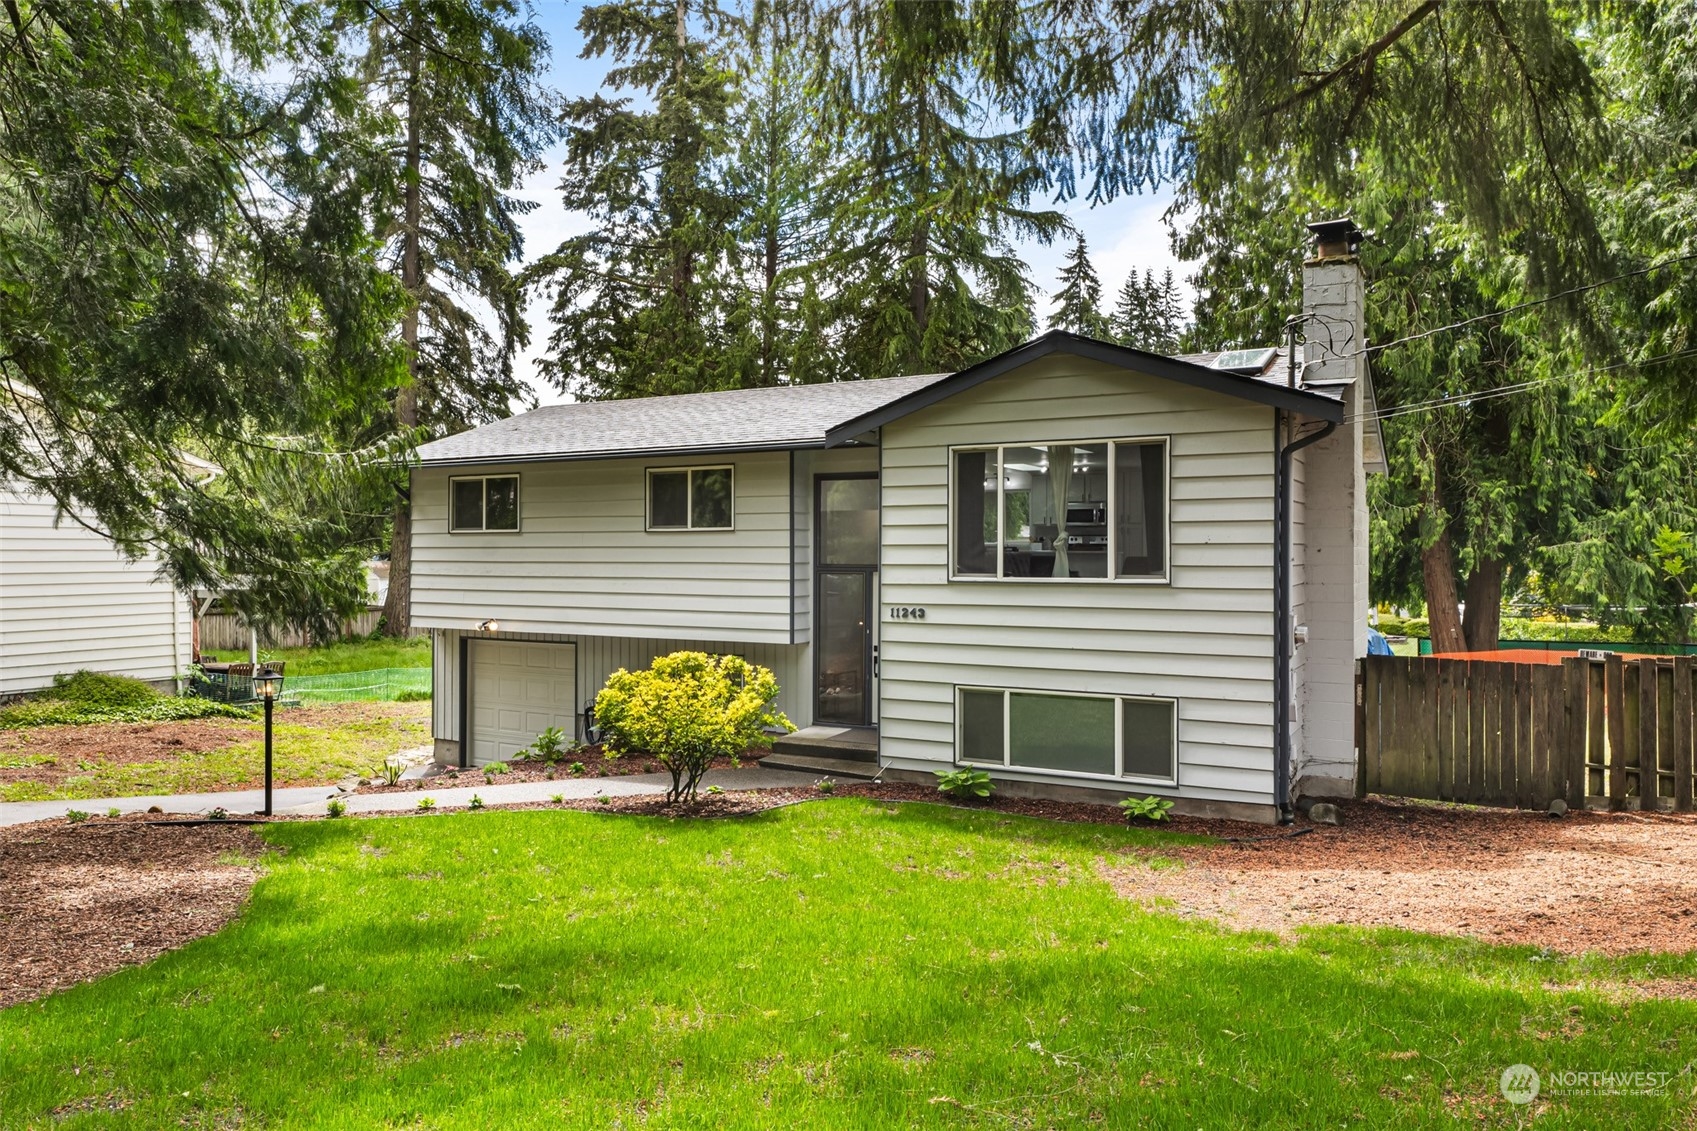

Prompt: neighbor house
[
  {"left": 0, "top": 483, "right": 192, "bottom": 697},
  {"left": 409, "top": 221, "right": 1385, "bottom": 822}
]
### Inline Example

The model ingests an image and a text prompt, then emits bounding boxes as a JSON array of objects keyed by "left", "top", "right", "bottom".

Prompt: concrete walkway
[{"left": 0, "top": 767, "right": 824, "bottom": 826}]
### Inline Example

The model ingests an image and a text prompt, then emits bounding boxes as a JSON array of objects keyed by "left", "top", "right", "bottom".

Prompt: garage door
[{"left": 469, "top": 640, "right": 576, "bottom": 764}]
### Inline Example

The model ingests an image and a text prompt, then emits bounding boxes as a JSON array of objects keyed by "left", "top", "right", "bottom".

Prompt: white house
[
  {"left": 409, "top": 221, "right": 1384, "bottom": 822},
  {"left": 0, "top": 485, "right": 192, "bottom": 697}
]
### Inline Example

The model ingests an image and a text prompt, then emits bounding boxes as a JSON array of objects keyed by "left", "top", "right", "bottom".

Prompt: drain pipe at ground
[{"left": 1273, "top": 413, "right": 1338, "bottom": 824}]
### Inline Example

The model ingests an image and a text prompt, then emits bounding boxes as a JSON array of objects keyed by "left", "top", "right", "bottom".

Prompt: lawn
[
  {"left": 198, "top": 633, "right": 431, "bottom": 675},
  {"left": 0, "top": 702, "right": 430, "bottom": 802},
  {"left": 3, "top": 802, "right": 1693, "bottom": 1128}
]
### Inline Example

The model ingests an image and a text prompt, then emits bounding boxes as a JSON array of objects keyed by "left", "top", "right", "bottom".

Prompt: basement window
[
  {"left": 449, "top": 475, "right": 520, "bottom": 533},
  {"left": 956, "top": 686, "right": 1177, "bottom": 784},
  {"left": 648, "top": 466, "right": 734, "bottom": 531}
]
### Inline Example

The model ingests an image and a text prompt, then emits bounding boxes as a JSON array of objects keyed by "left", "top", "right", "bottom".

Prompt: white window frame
[
  {"left": 946, "top": 437, "right": 1171, "bottom": 584},
  {"left": 646, "top": 464, "right": 736, "bottom": 531},
  {"left": 954, "top": 685, "right": 1179, "bottom": 787},
  {"left": 448, "top": 474, "right": 521, "bottom": 534}
]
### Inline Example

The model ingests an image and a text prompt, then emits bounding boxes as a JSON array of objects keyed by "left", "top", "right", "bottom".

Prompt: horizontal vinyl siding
[
  {"left": 412, "top": 452, "right": 795, "bottom": 644},
  {"left": 0, "top": 487, "right": 190, "bottom": 694},
  {"left": 877, "top": 356, "right": 1279, "bottom": 807},
  {"left": 432, "top": 628, "right": 811, "bottom": 743}
]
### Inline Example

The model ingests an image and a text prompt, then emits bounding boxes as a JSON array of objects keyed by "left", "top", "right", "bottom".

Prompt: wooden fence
[
  {"left": 197, "top": 610, "right": 392, "bottom": 651},
  {"left": 1357, "top": 654, "right": 1697, "bottom": 811}
]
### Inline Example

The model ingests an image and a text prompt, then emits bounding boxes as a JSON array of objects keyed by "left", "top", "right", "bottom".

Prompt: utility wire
[
  {"left": 1347, "top": 346, "right": 1697, "bottom": 425},
  {"left": 1361, "top": 250, "right": 1697, "bottom": 358}
]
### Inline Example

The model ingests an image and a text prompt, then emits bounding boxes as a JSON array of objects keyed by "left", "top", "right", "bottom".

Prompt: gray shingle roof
[{"left": 415, "top": 372, "right": 953, "bottom": 466}]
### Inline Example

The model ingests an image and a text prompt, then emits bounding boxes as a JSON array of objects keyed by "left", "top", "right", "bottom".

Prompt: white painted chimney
[{"left": 1293, "top": 218, "right": 1376, "bottom": 800}]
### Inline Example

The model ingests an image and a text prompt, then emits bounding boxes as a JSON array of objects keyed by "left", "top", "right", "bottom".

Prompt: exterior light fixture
[
  {"left": 478, "top": 618, "right": 500, "bottom": 633},
  {"left": 253, "top": 668, "right": 284, "bottom": 816}
]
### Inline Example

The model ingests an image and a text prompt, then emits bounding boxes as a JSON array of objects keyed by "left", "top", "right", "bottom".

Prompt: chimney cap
[{"left": 1307, "top": 217, "right": 1363, "bottom": 258}]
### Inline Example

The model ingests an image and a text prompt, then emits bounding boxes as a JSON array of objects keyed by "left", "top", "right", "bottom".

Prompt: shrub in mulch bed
[{"left": 355, "top": 748, "right": 761, "bottom": 793}]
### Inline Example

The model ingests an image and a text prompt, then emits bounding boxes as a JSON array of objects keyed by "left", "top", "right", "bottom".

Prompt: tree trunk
[
  {"left": 1462, "top": 557, "right": 1505, "bottom": 652},
  {"left": 381, "top": 41, "right": 423, "bottom": 637},
  {"left": 1421, "top": 526, "right": 1467, "bottom": 654}
]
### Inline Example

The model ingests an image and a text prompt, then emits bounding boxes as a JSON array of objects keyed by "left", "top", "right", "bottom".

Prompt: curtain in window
[{"left": 1050, "top": 445, "right": 1072, "bottom": 579}]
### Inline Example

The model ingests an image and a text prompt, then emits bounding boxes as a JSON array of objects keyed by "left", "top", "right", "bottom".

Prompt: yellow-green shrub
[{"left": 593, "top": 652, "right": 794, "bottom": 801}]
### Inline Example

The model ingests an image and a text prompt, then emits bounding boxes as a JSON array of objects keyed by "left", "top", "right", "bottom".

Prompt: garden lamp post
[{"left": 253, "top": 668, "right": 284, "bottom": 816}]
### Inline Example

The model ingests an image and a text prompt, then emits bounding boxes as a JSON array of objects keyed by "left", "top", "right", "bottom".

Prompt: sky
[{"left": 512, "top": 2, "right": 1194, "bottom": 407}]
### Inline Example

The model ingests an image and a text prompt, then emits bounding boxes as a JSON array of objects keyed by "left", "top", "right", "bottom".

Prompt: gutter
[{"left": 1273, "top": 412, "right": 1338, "bottom": 824}]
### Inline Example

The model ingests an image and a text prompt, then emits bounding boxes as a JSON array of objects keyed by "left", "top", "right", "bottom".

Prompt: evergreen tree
[
  {"left": 1047, "top": 235, "right": 1111, "bottom": 339},
  {"left": 527, "top": 0, "right": 743, "bottom": 400},
  {"left": 722, "top": 0, "right": 833, "bottom": 386},
  {"left": 1112, "top": 267, "right": 1184, "bottom": 353},
  {"left": 0, "top": 0, "right": 408, "bottom": 634},
  {"left": 810, "top": 0, "right": 1065, "bottom": 379},
  {"left": 335, "top": 0, "right": 558, "bottom": 635}
]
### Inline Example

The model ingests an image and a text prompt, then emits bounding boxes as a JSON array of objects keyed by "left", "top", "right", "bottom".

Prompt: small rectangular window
[
  {"left": 648, "top": 465, "right": 734, "bottom": 530},
  {"left": 957, "top": 686, "right": 1177, "bottom": 784},
  {"left": 449, "top": 475, "right": 520, "bottom": 533},
  {"left": 1121, "top": 698, "right": 1177, "bottom": 781}
]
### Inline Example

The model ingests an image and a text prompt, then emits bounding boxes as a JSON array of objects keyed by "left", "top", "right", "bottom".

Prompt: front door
[{"left": 815, "top": 474, "right": 878, "bottom": 726}]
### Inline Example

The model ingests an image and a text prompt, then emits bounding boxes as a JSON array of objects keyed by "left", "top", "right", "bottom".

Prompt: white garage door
[{"left": 469, "top": 640, "right": 576, "bottom": 765}]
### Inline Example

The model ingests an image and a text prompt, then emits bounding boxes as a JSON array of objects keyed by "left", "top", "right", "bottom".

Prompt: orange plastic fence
[{"left": 1426, "top": 648, "right": 1668, "bottom": 664}]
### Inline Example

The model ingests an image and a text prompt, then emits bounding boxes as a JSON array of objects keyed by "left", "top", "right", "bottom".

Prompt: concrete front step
[
  {"left": 757, "top": 752, "right": 883, "bottom": 780},
  {"left": 770, "top": 724, "right": 879, "bottom": 763}
]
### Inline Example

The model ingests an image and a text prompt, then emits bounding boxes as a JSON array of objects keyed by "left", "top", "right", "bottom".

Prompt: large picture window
[
  {"left": 951, "top": 439, "right": 1167, "bottom": 581},
  {"left": 647, "top": 466, "right": 734, "bottom": 530},
  {"left": 449, "top": 475, "right": 520, "bottom": 532},
  {"left": 956, "top": 687, "right": 1177, "bottom": 784}
]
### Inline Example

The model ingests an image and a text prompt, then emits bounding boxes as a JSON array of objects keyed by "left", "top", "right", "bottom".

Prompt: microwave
[{"left": 1065, "top": 503, "right": 1105, "bottom": 526}]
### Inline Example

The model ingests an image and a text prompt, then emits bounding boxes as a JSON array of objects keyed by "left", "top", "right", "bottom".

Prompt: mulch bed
[
  {"left": 0, "top": 814, "right": 268, "bottom": 1008},
  {"left": 0, "top": 702, "right": 427, "bottom": 795},
  {"left": 355, "top": 747, "right": 754, "bottom": 792},
  {"left": 1101, "top": 796, "right": 1697, "bottom": 956}
]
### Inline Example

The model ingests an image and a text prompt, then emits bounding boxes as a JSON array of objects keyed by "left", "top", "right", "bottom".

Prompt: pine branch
[{"left": 1262, "top": 0, "right": 1443, "bottom": 119}]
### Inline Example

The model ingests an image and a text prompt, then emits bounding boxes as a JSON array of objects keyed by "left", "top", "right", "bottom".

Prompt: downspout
[{"left": 1274, "top": 411, "right": 1337, "bottom": 824}]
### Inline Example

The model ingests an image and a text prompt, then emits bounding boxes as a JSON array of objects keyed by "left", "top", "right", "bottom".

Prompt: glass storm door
[{"left": 815, "top": 475, "right": 878, "bottom": 726}]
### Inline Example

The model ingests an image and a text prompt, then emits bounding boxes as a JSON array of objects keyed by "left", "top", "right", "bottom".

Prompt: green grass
[
  {"left": 199, "top": 634, "right": 431, "bottom": 676},
  {"left": 2, "top": 801, "right": 1694, "bottom": 1128},
  {"left": 0, "top": 705, "right": 429, "bottom": 802}
]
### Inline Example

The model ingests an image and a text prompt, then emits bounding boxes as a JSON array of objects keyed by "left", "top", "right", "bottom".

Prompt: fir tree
[
  {"left": 336, "top": 0, "right": 558, "bottom": 634},
  {"left": 0, "top": 1, "right": 408, "bottom": 634},
  {"left": 810, "top": 0, "right": 1063, "bottom": 379},
  {"left": 527, "top": 0, "right": 743, "bottom": 400},
  {"left": 1047, "top": 236, "right": 1111, "bottom": 338}
]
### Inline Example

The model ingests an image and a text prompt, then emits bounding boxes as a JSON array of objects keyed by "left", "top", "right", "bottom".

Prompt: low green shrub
[
  {"left": 525, "top": 726, "right": 569, "bottom": 763},
  {"left": 105, "top": 807, "right": 121, "bottom": 819},
  {"left": 935, "top": 768, "right": 994, "bottom": 800},
  {"left": 64, "top": 809, "right": 90, "bottom": 824},
  {"left": 0, "top": 690, "right": 252, "bottom": 731},
  {"left": 468, "top": 794, "right": 486, "bottom": 810},
  {"left": 48, "top": 671, "right": 160, "bottom": 710},
  {"left": 325, "top": 798, "right": 347, "bottom": 818},
  {"left": 1119, "top": 795, "right": 1174, "bottom": 823},
  {"left": 416, "top": 797, "right": 435, "bottom": 811},
  {"left": 593, "top": 652, "right": 794, "bottom": 802},
  {"left": 394, "top": 689, "right": 432, "bottom": 702}
]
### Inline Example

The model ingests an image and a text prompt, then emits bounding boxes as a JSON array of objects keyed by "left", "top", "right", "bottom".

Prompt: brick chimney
[{"left": 1293, "top": 218, "right": 1372, "bottom": 800}]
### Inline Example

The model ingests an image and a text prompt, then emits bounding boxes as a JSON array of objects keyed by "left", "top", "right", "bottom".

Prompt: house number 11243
[{"left": 887, "top": 606, "right": 926, "bottom": 620}]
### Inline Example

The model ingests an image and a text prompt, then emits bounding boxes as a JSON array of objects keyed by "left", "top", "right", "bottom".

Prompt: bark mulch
[
  {"left": 1100, "top": 796, "right": 1697, "bottom": 957},
  {"left": 354, "top": 747, "right": 754, "bottom": 793},
  {"left": 0, "top": 815, "right": 268, "bottom": 1008}
]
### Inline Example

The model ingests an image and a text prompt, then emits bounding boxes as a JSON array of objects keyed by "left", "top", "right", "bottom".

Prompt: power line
[
  {"left": 1362, "top": 250, "right": 1697, "bottom": 359},
  {"left": 1347, "top": 346, "right": 1697, "bottom": 425}
]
